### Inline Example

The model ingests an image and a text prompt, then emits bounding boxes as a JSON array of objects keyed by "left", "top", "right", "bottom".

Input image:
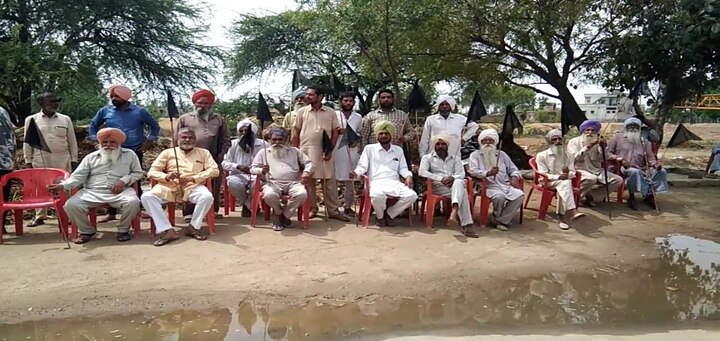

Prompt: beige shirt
[
  {"left": 175, "top": 112, "right": 230, "bottom": 159},
  {"left": 146, "top": 147, "right": 220, "bottom": 202},
  {"left": 60, "top": 148, "right": 143, "bottom": 203},
  {"left": 293, "top": 105, "right": 340, "bottom": 179},
  {"left": 250, "top": 146, "right": 314, "bottom": 182},
  {"left": 23, "top": 112, "right": 78, "bottom": 170},
  {"left": 535, "top": 148, "right": 577, "bottom": 181},
  {"left": 567, "top": 136, "right": 615, "bottom": 175}
]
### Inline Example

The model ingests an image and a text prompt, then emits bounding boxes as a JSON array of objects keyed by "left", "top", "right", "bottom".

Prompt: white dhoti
[
  {"left": 141, "top": 185, "right": 213, "bottom": 233},
  {"left": 369, "top": 180, "right": 418, "bottom": 219},
  {"left": 488, "top": 187, "right": 525, "bottom": 226},
  {"left": 578, "top": 169, "right": 622, "bottom": 197},
  {"left": 548, "top": 179, "right": 576, "bottom": 215},
  {"left": 227, "top": 173, "right": 255, "bottom": 209},
  {"left": 64, "top": 188, "right": 140, "bottom": 235},
  {"left": 262, "top": 181, "right": 308, "bottom": 219},
  {"left": 432, "top": 179, "right": 472, "bottom": 226}
]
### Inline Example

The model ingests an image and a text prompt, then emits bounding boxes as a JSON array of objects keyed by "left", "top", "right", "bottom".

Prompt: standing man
[
  {"left": 334, "top": 92, "right": 363, "bottom": 216},
  {"left": 282, "top": 89, "right": 307, "bottom": 130},
  {"left": 223, "top": 118, "right": 268, "bottom": 217},
  {"left": 0, "top": 106, "right": 15, "bottom": 233},
  {"left": 291, "top": 85, "right": 349, "bottom": 221},
  {"left": 23, "top": 92, "right": 78, "bottom": 227},
  {"left": 89, "top": 84, "right": 161, "bottom": 223},
  {"left": 360, "top": 89, "right": 414, "bottom": 148},
  {"left": 535, "top": 129, "right": 586, "bottom": 229},
  {"left": 567, "top": 119, "right": 623, "bottom": 207},
  {"left": 176, "top": 89, "right": 230, "bottom": 220},
  {"left": 350, "top": 121, "right": 417, "bottom": 227},
  {"left": 608, "top": 117, "right": 668, "bottom": 210},
  {"left": 419, "top": 135, "right": 476, "bottom": 237},
  {"left": 419, "top": 95, "right": 479, "bottom": 158},
  {"left": 466, "top": 129, "right": 525, "bottom": 231}
]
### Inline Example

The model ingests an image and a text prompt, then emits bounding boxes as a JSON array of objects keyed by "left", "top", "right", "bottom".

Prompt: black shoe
[
  {"left": 627, "top": 195, "right": 638, "bottom": 211},
  {"left": 644, "top": 195, "right": 657, "bottom": 209},
  {"left": 241, "top": 206, "right": 251, "bottom": 218},
  {"left": 281, "top": 216, "right": 294, "bottom": 228}
]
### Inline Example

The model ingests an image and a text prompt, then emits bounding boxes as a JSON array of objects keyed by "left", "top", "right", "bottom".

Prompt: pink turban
[
  {"left": 109, "top": 85, "right": 132, "bottom": 101},
  {"left": 97, "top": 128, "right": 126, "bottom": 144},
  {"left": 192, "top": 89, "right": 216, "bottom": 104}
]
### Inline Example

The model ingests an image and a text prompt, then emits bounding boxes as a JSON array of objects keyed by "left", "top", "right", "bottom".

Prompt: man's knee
[
  {"left": 122, "top": 196, "right": 141, "bottom": 210},
  {"left": 64, "top": 196, "right": 85, "bottom": 213},
  {"left": 263, "top": 189, "right": 280, "bottom": 201},
  {"left": 294, "top": 188, "right": 308, "bottom": 201},
  {"left": 407, "top": 191, "right": 418, "bottom": 202}
]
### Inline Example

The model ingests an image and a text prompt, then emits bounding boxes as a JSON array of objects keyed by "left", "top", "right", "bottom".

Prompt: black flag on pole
[
  {"left": 500, "top": 105, "right": 522, "bottom": 139},
  {"left": 561, "top": 105, "right": 572, "bottom": 137},
  {"left": 408, "top": 81, "right": 429, "bottom": 112},
  {"left": 337, "top": 124, "right": 361, "bottom": 149},
  {"left": 256, "top": 92, "right": 273, "bottom": 129},
  {"left": 666, "top": 123, "right": 702, "bottom": 148},
  {"left": 24, "top": 118, "right": 51, "bottom": 153},
  {"left": 166, "top": 90, "right": 180, "bottom": 119},
  {"left": 322, "top": 130, "right": 334, "bottom": 156},
  {"left": 292, "top": 70, "right": 310, "bottom": 91},
  {"left": 466, "top": 91, "right": 487, "bottom": 124},
  {"left": 560, "top": 104, "right": 588, "bottom": 134}
]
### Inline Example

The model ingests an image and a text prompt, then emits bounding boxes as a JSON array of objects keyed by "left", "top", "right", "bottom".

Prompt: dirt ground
[{"left": 1, "top": 187, "right": 719, "bottom": 324}]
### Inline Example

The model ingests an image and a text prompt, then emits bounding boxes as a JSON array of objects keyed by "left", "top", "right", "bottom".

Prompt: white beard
[
  {"left": 625, "top": 131, "right": 641, "bottom": 144},
  {"left": 551, "top": 145, "right": 565, "bottom": 158},
  {"left": 271, "top": 145, "right": 287, "bottom": 159},
  {"left": 481, "top": 145, "right": 497, "bottom": 168},
  {"left": 99, "top": 148, "right": 121, "bottom": 165},
  {"left": 583, "top": 134, "right": 598, "bottom": 148}
]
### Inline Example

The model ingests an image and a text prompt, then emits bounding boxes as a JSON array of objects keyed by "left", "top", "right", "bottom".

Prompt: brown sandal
[
  {"left": 73, "top": 233, "right": 95, "bottom": 244},
  {"left": 461, "top": 228, "right": 479, "bottom": 238},
  {"left": 153, "top": 231, "right": 179, "bottom": 247},
  {"left": 184, "top": 230, "right": 207, "bottom": 241}
]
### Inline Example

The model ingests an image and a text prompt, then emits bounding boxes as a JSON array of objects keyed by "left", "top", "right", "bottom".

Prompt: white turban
[
  {"left": 435, "top": 95, "right": 456, "bottom": 109},
  {"left": 545, "top": 129, "right": 563, "bottom": 144},
  {"left": 237, "top": 118, "right": 258, "bottom": 134},
  {"left": 477, "top": 128, "right": 499, "bottom": 144}
]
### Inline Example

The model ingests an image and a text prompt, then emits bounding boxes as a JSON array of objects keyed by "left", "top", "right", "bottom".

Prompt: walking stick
[
  {"left": 600, "top": 143, "right": 613, "bottom": 220},
  {"left": 340, "top": 114, "right": 359, "bottom": 227},
  {"left": 640, "top": 137, "right": 659, "bottom": 213},
  {"left": 169, "top": 117, "right": 184, "bottom": 199}
]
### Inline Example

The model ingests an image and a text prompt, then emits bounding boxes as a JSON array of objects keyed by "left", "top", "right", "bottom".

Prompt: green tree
[{"left": 0, "top": 0, "right": 221, "bottom": 126}]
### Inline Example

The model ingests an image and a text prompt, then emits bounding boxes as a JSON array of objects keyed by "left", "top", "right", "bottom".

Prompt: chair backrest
[
  {"left": 528, "top": 157, "right": 542, "bottom": 185},
  {"left": 0, "top": 168, "right": 70, "bottom": 203}
]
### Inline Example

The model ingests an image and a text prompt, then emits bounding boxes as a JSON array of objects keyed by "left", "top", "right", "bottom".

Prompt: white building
[{"left": 579, "top": 91, "right": 639, "bottom": 121}]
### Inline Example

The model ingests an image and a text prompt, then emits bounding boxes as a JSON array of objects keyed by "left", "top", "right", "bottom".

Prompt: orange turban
[
  {"left": 97, "top": 128, "right": 126, "bottom": 144},
  {"left": 192, "top": 89, "right": 216, "bottom": 104},
  {"left": 109, "top": 85, "right": 132, "bottom": 101}
]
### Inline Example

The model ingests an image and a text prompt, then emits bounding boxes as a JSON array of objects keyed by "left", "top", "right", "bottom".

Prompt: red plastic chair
[
  {"left": 421, "top": 177, "right": 463, "bottom": 228},
  {"left": 68, "top": 182, "right": 142, "bottom": 239},
  {"left": 0, "top": 168, "right": 70, "bottom": 244},
  {"left": 249, "top": 176, "right": 310, "bottom": 229},
  {"left": 524, "top": 158, "right": 581, "bottom": 220},
  {"left": 358, "top": 175, "right": 413, "bottom": 228},
  {"left": 148, "top": 179, "right": 216, "bottom": 236},
  {"left": 609, "top": 159, "right": 627, "bottom": 204},
  {"left": 468, "top": 176, "right": 524, "bottom": 227},
  {"left": 222, "top": 171, "right": 238, "bottom": 216}
]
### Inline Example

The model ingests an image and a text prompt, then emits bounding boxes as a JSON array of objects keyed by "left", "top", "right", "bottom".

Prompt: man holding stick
[{"left": 334, "top": 92, "right": 362, "bottom": 217}]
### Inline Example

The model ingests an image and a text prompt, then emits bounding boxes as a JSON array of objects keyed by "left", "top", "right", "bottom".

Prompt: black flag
[
  {"left": 466, "top": 91, "right": 488, "bottom": 124},
  {"left": 337, "top": 123, "right": 361, "bottom": 149},
  {"left": 24, "top": 118, "right": 51, "bottom": 153},
  {"left": 561, "top": 105, "right": 572, "bottom": 137},
  {"left": 166, "top": 90, "right": 180, "bottom": 119},
  {"left": 666, "top": 123, "right": 702, "bottom": 148},
  {"left": 560, "top": 105, "right": 588, "bottom": 133},
  {"left": 256, "top": 92, "right": 273, "bottom": 129},
  {"left": 292, "top": 70, "right": 310, "bottom": 91},
  {"left": 322, "top": 130, "right": 334, "bottom": 156},
  {"left": 500, "top": 105, "right": 522, "bottom": 138},
  {"left": 408, "top": 81, "right": 429, "bottom": 112}
]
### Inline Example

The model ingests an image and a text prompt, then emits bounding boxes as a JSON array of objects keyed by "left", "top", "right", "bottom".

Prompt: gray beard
[
  {"left": 99, "top": 148, "right": 121, "bottom": 165},
  {"left": 179, "top": 143, "right": 195, "bottom": 152},
  {"left": 271, "top": 145, "right": 287, "bottom": 159},
  {"left": 481, "top": 145, "right": 497, "bottom": 168},
  {"left": 551, "top": 145, "right": 565, "bottom": 158},
  {"left": 625, "top": 131, "right": 641, "bottom": 144},
  {"left": 583, "top": 134, "right": 598, "bottom": 148}
]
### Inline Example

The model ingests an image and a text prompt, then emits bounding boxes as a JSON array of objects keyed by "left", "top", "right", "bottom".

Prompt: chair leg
[
  {"left": 524, "top": 188, "right": 534, "bottom": 209},
  {"left": 223, "top": 189, "right": 230, "bottom": 217},
  {"left": 132, "top": 214, "right": 141, "bottom": 237},
  {"left": 538, "top": 191, "right": 554, "bottom": 220},
  {"left": 302, "top": 199, "right": 310, "bottom": 229},
  {"left": 480, "top": 197, "right": 490, "bottom": 227},
  {"left": 14, "top": 210, "right": 23, "bottom": 236},
  {"left": 362, "top": 197, "right": 372, "bottom": 228},
  {"left": 407, "top": 206, "right": 413, "bottom": 227},
  {"left": 168, "top": 203, "right": 176, "bottom": 227},
  {"left": 89, "top": 208, "right": 98, "bottom": 227},
  {"left": 425, "top": 197, "right": 434, "bottom": 228},
  {"left": 206, "top": 210, "right": 216, "bottom": 234}
]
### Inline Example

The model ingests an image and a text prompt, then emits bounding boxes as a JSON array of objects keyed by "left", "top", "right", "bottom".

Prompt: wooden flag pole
[{"left": 169, "top": 117, "right": 184, "bottom": 199}]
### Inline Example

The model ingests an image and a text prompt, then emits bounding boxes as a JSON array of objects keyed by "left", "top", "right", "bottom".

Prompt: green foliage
[
  {"left": 537, "top": 111, "right": 560, "bottom": 123},
  {"left": 0, "top": 0, "right": 222, "bottom": 126}
]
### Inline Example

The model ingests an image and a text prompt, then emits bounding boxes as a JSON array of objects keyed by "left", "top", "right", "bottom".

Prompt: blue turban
[
  {"left": 624, "top": 117, "right": 641, "bottom": 130},
  {"left": 293, "top": 89, "right": 307, "bottom": 100},
  {"left": 579, "top": 120, "right": 601, "bottom": 132}
]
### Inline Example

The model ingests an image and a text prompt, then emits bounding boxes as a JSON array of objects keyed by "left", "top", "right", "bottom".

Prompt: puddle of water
[{"left": 1, "top": 235, "right": 718, "bottom": 341}]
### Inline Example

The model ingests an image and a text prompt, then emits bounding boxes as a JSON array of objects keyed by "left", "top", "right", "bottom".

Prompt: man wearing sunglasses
[{"left": 22, "top": 92, "right": 78, "bottom": 227}]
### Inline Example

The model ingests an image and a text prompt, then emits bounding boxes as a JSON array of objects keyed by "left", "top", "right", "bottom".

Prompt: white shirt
[
  {"left": 419, "top": 113, "right": 479, "bottom": 157},
  {"left": 418, "top": 152, "right": 465, "bottom": 182},
  {"left": 535, "top": 148, "right": 577, "bottom": 181},
  {"left": 222, "top": 138, "right": 269, "bottom": 176},
  {"left": 354, "top": 143, "right": 412, "bottom": 182}
]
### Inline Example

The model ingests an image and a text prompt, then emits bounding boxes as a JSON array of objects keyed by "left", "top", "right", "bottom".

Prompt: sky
[{"left": 201, "top": 0, "right": 606, "bottom": 105}]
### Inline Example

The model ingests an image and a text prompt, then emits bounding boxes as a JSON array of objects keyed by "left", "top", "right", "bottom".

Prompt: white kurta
[
  {"left": 333, "top": 111, "right": 363, "bottom": 181},
  {"left": 23, "top": 112, "right": 78, "bottom": 170},
  {"left": 60, "top": 148, "right": 144, "bottom": 203},
  {"left": 419, "top": 113, "right": 479, "bottom": 158},
  {"left": 467, "top": 150, "right": 524, "bottom": 201}
]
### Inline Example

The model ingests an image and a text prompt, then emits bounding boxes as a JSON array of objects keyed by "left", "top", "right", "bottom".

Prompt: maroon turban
[{"left": 192, "top": 89, "right": 216, "bottom": 104}]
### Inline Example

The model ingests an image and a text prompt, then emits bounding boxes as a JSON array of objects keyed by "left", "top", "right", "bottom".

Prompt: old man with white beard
[
  {"left": 419, "top": 95, "right": 480, "bottom": 158},
  {"left": 223, "top": 118, "right": 269, "bottom": 217},
  {"left": 251, "top": 127, "right": 313, "bottom": 231},
  {"left": 48, "top": 128, "right": 143, "bottom": 244},
  {"left": 535, "top": 129, "right": 586, "bottom": 230},
  {"left": 466, "top": 129, "right": 524, "bottom": 231},
  {"left": 567, "top": 119, "right": 623, "bottom": 207},
  {"left": 608, "top": 117, "right": 668, "bottom": 210}
]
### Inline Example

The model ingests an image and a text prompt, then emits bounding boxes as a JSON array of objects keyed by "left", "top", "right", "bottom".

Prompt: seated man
[
  {"left": 708, "top": 144, "right": 720, "bottom": 176},
  {"left": 567, "top": 119, "right": 623, "bottom": 207},
  {"left": 466, "top": 128, "right": 524, "bottom": 231},
  {"left": 48, "top": 128, "right": 143, "bottom": 244},
  {"left": 350, "top": 121, "right": 417, "bottom": 227},
  {"left": 608, "top": 117, "right": 668, "bottom": 210},
  {"left": 250, "top": 127, "right": 312, "bottom": 231},
  {"left": 142, "top": 128, "right": 219, "bottom": 246},
  {"left": 419, "top": 135, "right": 477, "bottom": 237},
  {"left": 222, "top": 119, "right": 268, "bottom": 217},
  {"left": 535, "top": 129, "right": 586, "bottom": 230}
]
